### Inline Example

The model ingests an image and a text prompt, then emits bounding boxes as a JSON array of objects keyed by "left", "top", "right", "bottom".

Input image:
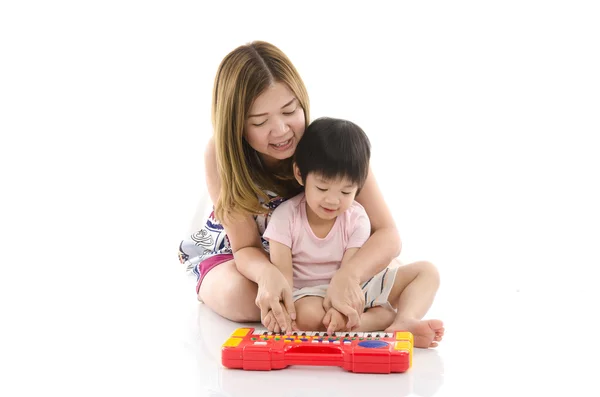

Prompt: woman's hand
[
  {"left": 323, "top": 269, "right": 365, "bottom": 330},
  {"left": 255, "top": 265, "right": 296, "bottom": 333}
]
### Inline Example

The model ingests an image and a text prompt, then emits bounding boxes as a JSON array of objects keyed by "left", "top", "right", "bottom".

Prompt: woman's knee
[{"left": 198, "top": 261, "right": 260, "bottom": 322}]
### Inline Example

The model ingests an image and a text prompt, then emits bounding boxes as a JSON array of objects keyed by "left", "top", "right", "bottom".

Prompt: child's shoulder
[
  {"left": 272, "top": 192, "right": 305, "bottom": 216},
  {"left": 346, "top": 200, "right": 367, "bottom": 216},
  {"left": 340, "top": 200, "right": 369, "bottom": 224}
]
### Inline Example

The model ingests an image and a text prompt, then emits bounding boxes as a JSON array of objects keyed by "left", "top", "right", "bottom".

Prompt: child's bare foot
[{"left": 385, "top": 319, "right": 445, "bottom": 348}]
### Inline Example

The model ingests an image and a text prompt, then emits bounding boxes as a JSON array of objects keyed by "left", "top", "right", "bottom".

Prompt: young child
[{"left": 263, "top": 117, "right": 444, "bottom": 348}]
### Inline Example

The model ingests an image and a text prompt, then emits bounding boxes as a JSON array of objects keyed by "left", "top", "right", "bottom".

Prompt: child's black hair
[{"left": 294, "top": 117, "right": 371, "bottom": 191}]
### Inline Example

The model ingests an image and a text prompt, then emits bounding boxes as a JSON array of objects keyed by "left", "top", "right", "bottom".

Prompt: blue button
[
  {"left": 358, "top": 340, "right": 388, "bottom": 348},
  {"left": 300, "top": 338, "right": 308, "bottom": 342}
]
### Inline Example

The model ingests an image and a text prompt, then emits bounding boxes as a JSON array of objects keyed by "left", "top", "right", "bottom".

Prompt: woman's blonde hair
[{"left": 212, "top": 41, "right": 310, "bottom": 222}]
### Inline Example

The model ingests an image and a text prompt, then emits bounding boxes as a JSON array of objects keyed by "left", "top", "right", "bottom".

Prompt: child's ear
[{"left": 293, "top": 163, "right": 304, "bottom": 186}]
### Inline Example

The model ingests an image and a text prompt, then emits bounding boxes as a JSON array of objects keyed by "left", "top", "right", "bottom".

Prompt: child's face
[{"left": 302, "top": 173, "right": 359, "bottom": 221}]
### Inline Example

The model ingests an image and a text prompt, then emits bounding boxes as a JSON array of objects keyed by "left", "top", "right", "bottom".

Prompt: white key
[
  {"left": 312, "top": 340, "right": 320, "bottom": 343},
  {"left": 333, "top": 341, "right": 340, "bottom": 344},
  {"left": 344, "top": 341, "right": 352, "bottom": 345},
  {"left": 254, "top": 342, "right": 267, "bottom": 345},
  {"left": 322, "top": 340, "right": 329, "bottom": 344}
]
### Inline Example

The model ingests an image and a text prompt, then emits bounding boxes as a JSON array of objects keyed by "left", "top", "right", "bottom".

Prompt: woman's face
[{"left": 244, "top": 82, "right": 306, "bottom": 167}]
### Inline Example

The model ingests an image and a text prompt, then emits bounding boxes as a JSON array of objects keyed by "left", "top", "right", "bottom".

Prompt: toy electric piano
[{"left": 222, "top": 327, "right": 413, "bottom": 374}]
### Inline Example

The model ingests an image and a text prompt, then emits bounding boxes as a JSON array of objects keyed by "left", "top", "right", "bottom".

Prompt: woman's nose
[{"left": 271, "top": 117, "right": 289, "bottom": 136}]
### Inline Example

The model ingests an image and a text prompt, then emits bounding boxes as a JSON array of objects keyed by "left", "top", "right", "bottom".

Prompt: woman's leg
[{"left": 198, "top": 260, "right": 261, "bottom": 323}]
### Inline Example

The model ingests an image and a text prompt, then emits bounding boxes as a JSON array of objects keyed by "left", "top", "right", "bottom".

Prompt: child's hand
[{"left": 322, "top": 308, "right": 348, "bottom": 335}]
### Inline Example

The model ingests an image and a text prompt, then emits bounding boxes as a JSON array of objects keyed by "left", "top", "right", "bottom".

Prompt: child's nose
[{"left": 325, "top": 195, "right": 339, "bottom": 205}]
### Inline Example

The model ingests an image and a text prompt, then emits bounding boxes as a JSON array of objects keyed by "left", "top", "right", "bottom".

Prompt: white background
[{"left": 1, "top": 1, "right": 599, "bottom": 396}]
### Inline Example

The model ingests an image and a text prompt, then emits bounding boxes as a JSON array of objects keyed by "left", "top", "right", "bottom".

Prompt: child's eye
[
  {"left": 342, "top": 191, "right": 352, "bottom": 195},
  {"left": 317, "top": 187, "right": 327, "bottom": 192}
]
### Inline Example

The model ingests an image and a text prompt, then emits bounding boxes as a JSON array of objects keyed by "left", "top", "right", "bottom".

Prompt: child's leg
[
  {"left": 294, "top": 296, "right": 327, "bottom": 331},
  {"left": 384, "top": 260, "right": 444, "bottom": 348},
  {"left": 354, "top": 307, "right": 396, "bottom": 332}
]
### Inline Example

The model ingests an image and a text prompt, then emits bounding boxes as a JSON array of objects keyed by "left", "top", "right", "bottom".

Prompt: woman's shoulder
[
  {"left": 204, "top": 136, "right": 216, "bottom": 165},
  {"left": 204, "top": 136, "right": 220, "bottom": 204}
]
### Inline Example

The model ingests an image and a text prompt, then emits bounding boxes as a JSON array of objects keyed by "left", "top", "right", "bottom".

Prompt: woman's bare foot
[{"left": 385, "top": 319, "right": 445, "bottom": 348}]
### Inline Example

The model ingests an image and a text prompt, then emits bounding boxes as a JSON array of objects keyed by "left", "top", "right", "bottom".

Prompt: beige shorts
[{"left": 292, "top": 266, "right": 399, "bottom": 312}]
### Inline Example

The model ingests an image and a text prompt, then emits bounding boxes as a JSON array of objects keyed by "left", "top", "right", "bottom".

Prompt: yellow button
[
  {"left": 222, "top": 337, "right": 242, "bottom": 348},
  {"left": 294, "top": 339, "right": 302, "bottom": 343},
  {"left": 394, "top": 341, "right": 411, "bottom": 351},
  {"left": 395, "top": 331, "right": 413, "bottom": 343},
  {"left": 394, "top": 340, "right": 413, "bottom": 368},
  {"left": 231, "top": 328, "right": 251, "bottom": 337},
  {"left": 284, "top": 339, "right": 292, "bottom": 343}
]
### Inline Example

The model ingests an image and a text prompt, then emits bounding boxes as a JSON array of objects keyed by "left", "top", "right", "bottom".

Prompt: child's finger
[
  {"left": 327, "top": 318, "right": 337, "bottom": 335},
  {"left": 322, "top": 310, "right": 332, "bottom": 329},
  {"left": 291, "top": 320, "right": 300, "bottom": 332}
]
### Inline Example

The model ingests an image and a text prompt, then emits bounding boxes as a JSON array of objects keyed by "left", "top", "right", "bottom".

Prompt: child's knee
[
  {"left": 418, "top": 261, "right": 440, "bottom": 284},
  {"left": 296, "top": 314, "right": 325, "bottom": 331},
  {"left": 295, "top": 305, "right": 326, "bottom": 330}
]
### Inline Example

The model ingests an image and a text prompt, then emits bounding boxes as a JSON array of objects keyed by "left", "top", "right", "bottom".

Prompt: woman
[{"left": 178, "top": 41, "right": 443, "bottom": 347}]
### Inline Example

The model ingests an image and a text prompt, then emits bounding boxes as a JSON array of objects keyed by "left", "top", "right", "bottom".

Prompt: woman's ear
[{"left": 293, "top": 163, "right": 304, "bottom": 186}]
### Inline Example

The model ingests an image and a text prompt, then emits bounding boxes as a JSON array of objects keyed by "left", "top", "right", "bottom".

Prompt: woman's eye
[
  {"left": 252, "top": 120, "right": 267, "bottom": 127},
  {"left": 282, "top": 108, "right": 296, "bottom": 115}
]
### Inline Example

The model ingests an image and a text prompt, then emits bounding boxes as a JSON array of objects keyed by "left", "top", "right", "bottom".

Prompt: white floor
[
  {"left": 118, "top": 261, "right": 598, "bottom": 397},
  {"left": 85, "top": 254, "right": 593, "bottom": 397},
  {"left": 5, "top": 247, "right": 599, "bottom": 397}
]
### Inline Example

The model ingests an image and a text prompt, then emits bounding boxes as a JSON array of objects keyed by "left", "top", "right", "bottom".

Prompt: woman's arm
[
  {"left": 342, "top": 166, "right": 402, "bottom": 283},
  {"left": 323, "top": 167, "right": 401, "bottom": 329},
  {"left": 204, "top": 137, "right": 295, "bottom": 329}
]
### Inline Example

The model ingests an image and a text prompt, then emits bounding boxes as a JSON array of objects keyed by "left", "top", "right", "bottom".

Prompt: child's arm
[
  {"left": 341, "top": 247, "right": 360, "bottom": 267},
  {"left": 324, "top": 206, "right": 372, "bottom": 329},
  {"left": 263, "top": 201, "right": 296, "bottom": 290},
  {"left": 269, "top": 240, "right": 294, "bottom": 289}
]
